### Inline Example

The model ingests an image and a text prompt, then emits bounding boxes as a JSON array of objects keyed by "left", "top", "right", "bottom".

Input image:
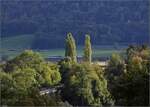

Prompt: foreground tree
[
  {"left": 65, "top": 33, "right": 77, "bottom": 63},
  {"left": 115, "top": 56, "right": 149, "bottom": 106},
  {"left": 0, "top": 71, "right": 65, "bottom": 106},
  {"left": 61, "top": 63, "right": 114, "bottom": 106},
  {"left": 106, "top": 53, "right": 125, "bottom": 79},
  {"left": 106, "top": 46, "right": 150, "bottom": 106},
  {"left": 84, "top": 34, "right": 92, "bottom": 63},
  {"left": 0, "top": 50, "right": 62, "bottom": 106},
  {"left": 3, "top": 50, "right": 61, "bottom": 86}
]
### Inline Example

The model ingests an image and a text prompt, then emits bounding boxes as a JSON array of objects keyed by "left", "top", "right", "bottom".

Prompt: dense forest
[
  {"left": 0, "top": 34, "right": 150, "bottom": 106},
  {"left": 1, "top": 0, "right": 149, "bottom": 49}
]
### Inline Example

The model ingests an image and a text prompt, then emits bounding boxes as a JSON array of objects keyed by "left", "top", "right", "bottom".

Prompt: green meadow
[{"left": 1, "top": 34, "right": 126, "bottom": 59}]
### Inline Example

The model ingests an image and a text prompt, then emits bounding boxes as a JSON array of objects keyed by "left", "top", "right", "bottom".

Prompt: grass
[
  {"left": 1, "top": 34, "right": 126, "bottom": 59},
  {"left": 38, "top": 48, "right": 125, "bottom": 58},
  {"left": 1, "top": 34, "right": 35, "bottom": 50},
  {"left": 26, "top": 44, "right": 126, "bottom": 58},
  {"left": 1, "top": 48, "right": 125, "bottom": 60},
  {"left": 1, "top": 34, "right": 35, "bottom": 59}
]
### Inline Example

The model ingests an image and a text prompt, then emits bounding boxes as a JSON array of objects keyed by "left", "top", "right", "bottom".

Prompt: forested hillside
[{"left": 1, "top": 0, "right": 149, "bottom": 49}]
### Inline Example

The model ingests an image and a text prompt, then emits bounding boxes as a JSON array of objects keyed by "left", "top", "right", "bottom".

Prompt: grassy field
[
  {"left": 1, "top": 48, "right": 126, "bottom": 60},
  {"left": 1, "top": 34, "right": 35, "bottom": 50},
  {"left": 1, "top": 34, "right": 126, "bottom": 59},
  {"left": 1, "top": 34, "right": 35, "bottom": 59},
  {"left": 37, "top": 48, "right": 125, "bottom": 58}
]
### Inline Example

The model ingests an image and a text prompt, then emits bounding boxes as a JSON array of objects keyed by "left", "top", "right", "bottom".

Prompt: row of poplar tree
[{"left": 65, "top": 33, "right": 92, "bottom": 63}]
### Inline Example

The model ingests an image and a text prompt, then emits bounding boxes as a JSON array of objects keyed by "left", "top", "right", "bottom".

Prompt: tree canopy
[
  {"left": 61, "top": 62, "right": 114, "bottom": 106},
  {"left": 0, "top": 50, "right": 62, "bottom": 105}
]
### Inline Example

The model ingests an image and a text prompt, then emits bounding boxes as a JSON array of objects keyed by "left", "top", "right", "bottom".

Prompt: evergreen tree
[
  {"left": 65, "top": 33, "right": 77, "bottom": 63},
  {"left": 84, "top": 34, "right": 92, "bottom": 63}
]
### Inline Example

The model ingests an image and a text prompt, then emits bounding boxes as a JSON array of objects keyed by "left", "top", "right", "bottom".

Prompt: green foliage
[
  {"left": 106, "top": 46, "right": 150, "bottom": 106},
  {"left": 0, "top": 71, "right": 16, "bottom": 105},
  {"left": 40, "top": 62, "right": 61, "bottom": 86},
  {"left": 1, "top": 44, "right": 149, "bottom": 106},
  {"left": 61, "top": 63, "right": 114, "bottom": 106},
  {"left": 12, "top": 68, "right": 37, "bottom": 92},
  {"left": 65, "top": 33, "right": 77, "bottom": 63},
  {"left": 58, "top": 57, "right": 72, "bottom": 83},
  {"left": 84, "top": 34, "right": 92, "bottom": 63},
  {"left": 109, "top": 53, "right": 123, "bottom": 67},
  {"left": 126, "top": 45, "right": 150, "bottom": 60},
  {"left": 113, "top": 61, "right": 149, "bottom": 106},
  {"left": 2, "top": 1, "right": 148, "bottom": 50},
  {"left": 4, "top": 50, "right": 43, "bottom": 72},
  {"left": 105, "top": 53, "right": 125, "bottom": 103},
  {"left": 0, "top": 73, "right": 64, "bottom": 106},
  {"left": 3, "top": 50, "right": 61, "bottom": 86},
  {"left": 0, "top": 71, "right": 63, "bottom": 106},
  {"left": 0, "top": 50, "right": 62, "bottom": 106},
  {"left": 14, "top": 88, "right": 65, "bottom": 106},
  {"left": 106, "top": 53, "right": 125, "bottom": 78},
  {"left": 0, "top": 69, "right": 37, "bottom": 105}
]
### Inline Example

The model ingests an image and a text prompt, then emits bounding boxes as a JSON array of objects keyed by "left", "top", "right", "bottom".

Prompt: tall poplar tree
[
  {"left": 84, "top": 34, "right": 92, "bottom": 63},
  {"left": 65, "top": 33, "right": 77, "bottom": 63}
]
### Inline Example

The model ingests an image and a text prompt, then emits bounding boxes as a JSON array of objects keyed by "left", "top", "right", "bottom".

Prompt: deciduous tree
[
  {"left": 84, "top": 34, "right": 92, "bottom": 63},
  {"left": 65, "top": 33, "right": 77, "bottom": 63}
]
